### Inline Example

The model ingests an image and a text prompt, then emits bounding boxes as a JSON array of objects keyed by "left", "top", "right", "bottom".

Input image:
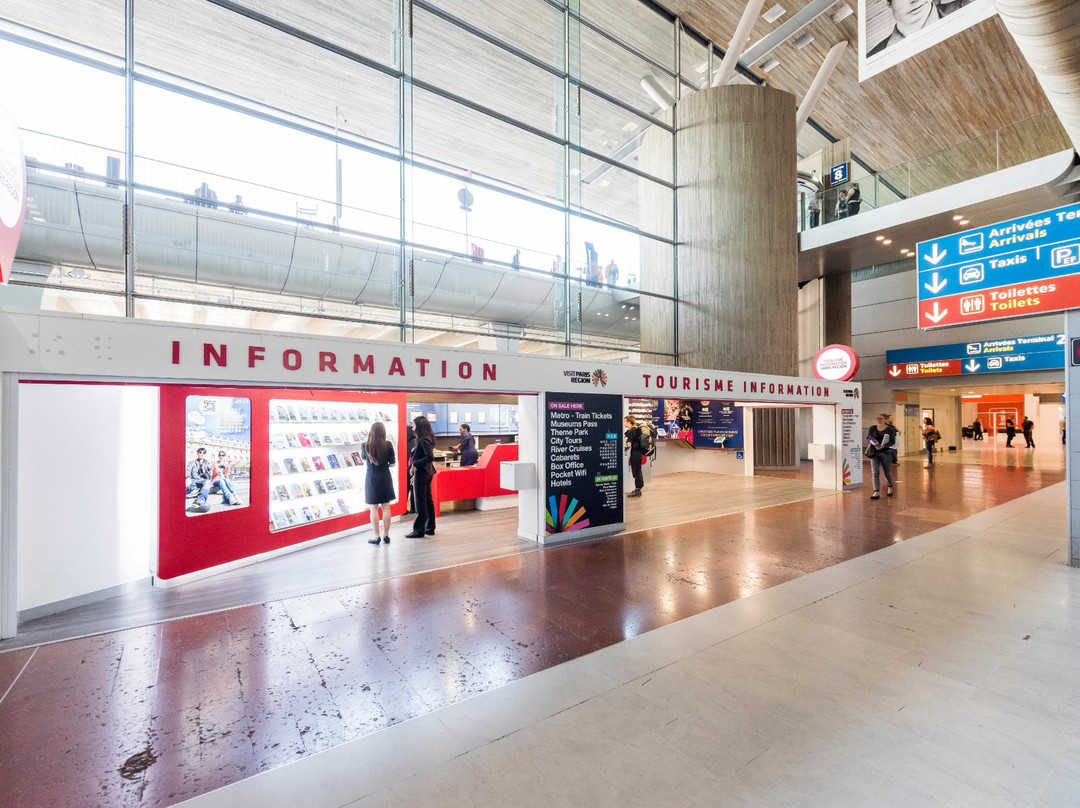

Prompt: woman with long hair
[
  {"left": 404, "top": 416, "right": 438, "bottom": 537},
  {"left": 361, "top": 421, "right": 396, "bottom": 545},
  {"left": 922, "top": 416, "right": 938, "bottom": 465},
  {"left": 866, "top": 413, "right": 896, "bottom": 499}
]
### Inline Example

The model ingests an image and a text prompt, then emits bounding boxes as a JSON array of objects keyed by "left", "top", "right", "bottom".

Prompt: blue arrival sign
[
  {"left": 916, "top": 201, "right": 1080, "bottom": 328},
  {"left": 885, "top": 333, "right": 1064, "bottom": 379},
  {"left": 830, "top": 162, "right": 849, "bottom": 185}
]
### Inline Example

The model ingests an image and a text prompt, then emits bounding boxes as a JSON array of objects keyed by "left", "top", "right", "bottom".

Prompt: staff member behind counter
[{"left": 447, "top": 423, "right": 479, "bottom": 466}]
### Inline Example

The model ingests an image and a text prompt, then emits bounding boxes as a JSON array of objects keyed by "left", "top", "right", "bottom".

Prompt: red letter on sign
[
  {"left": 248, "top": 346, "right": 266, "bottom": 368},
  {"left": 283, "top": 349, "right": 301, "bottom": 370},
  {"left": 204, "top": 344, "right": 227, "bottom": 367},
  {"left": 319, "top": 352, "right": 338, "bottom": 372}
]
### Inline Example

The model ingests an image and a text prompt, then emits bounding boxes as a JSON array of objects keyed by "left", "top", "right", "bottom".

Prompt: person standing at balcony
[
  {"left": 847, "top": 182, "right": 862, "bottom": 215},
  {"left": 835, "top": 189, "right": 849, "bottom": 219},
  {"left": 808, "top": 193, "right": 820, "bottom": 228}
]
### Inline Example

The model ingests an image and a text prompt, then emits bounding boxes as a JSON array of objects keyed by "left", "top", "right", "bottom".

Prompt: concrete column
[{"left": 641, "top": 84, "right": 799, "bottom": 466}]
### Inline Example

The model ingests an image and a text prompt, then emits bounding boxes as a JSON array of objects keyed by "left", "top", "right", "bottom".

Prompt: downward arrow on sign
[
  {"left": 923, "top": 272, "right": 947, "bottom": 294},
  {"left": 888, "top": 366, "right": 902, "bottom": 377},
  {"left": 965, "top": 360, "right": 981, "bottom": 372},
  {"left": 925, "top": 302, "right": 947, "bottom": 324},
  {"left": 924, "top": 244, "right": 947, "bottom": 265}
]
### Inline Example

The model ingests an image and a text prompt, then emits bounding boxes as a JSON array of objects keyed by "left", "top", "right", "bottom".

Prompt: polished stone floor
[{"left": 0, "top": 444, "right": 1068, "bottom": 808}]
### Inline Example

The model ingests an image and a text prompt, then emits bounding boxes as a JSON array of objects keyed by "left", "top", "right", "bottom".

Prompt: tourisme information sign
[
  {"left": 885, "top": 333, "right": 1065, "bottom": 379},
  {"left": 917, "top": 201, "right": 1080, "bottom": 329}
]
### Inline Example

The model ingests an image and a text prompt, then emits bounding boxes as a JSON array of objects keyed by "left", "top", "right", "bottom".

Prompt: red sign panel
[
  {"left": 885, "top": 359, "right": 962, "bottom": 379},
  {"left": 0, "top": 106, "right": 27, "bottom": 284},
  {"left": 918, "top": 277, "right": 1074, "bottom": 328}
]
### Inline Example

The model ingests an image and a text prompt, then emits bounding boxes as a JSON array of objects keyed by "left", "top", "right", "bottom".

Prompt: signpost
[
  {"left": 829, "top": 162, "right": 849, "bottom": 186},
  {"left": 885, "top": 333, "right": 1065, "bottom": 379},
  {"left": 916, "top": 201, "right": 1080, "bottom": 329}
]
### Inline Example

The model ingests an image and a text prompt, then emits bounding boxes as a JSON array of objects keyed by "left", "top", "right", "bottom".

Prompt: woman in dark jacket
[
  {"left": 866, "top": 413, "right": 896, "bottom": 499},
  {"left": 451, "top": 423, "right": 479, "bottom": 466},
  {"left": 1004, "top": 418, "right": 1017, "bottom": 447},
  {"left": 361, "top": 421, "right": 396, "bottom": 545},
  {"left": 404, "top": 416, "right": 437, "bottom": 537},
  {"left": 624, "top": 415, "right": 644, "bottom": 498}
]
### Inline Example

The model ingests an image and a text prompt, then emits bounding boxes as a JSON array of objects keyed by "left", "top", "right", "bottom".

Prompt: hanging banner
[
  {"left": 860, "top": 0, "right": 996, "bottom": 82},
  {"left": 545, "top": 392, "right": 623, "bottom": 536},
  {"left": 0, "top": 105, "right": 27, "bottom": 284}
]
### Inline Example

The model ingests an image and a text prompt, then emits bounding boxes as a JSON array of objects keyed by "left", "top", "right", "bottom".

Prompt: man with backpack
[{"left": 624, "top": 415, "right": 652, "bottom": 498}]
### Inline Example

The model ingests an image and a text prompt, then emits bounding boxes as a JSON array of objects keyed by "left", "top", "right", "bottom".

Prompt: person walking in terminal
[
  {"left": 624, "top": 415, "right": 645, "bottom": 498},
  {"left": 922, "top": 417, "right": 938, "bottom": 465},
  {"left": 886, "top": 413, "right": 900, "bottom": 465},
  {"left": 213, "top": 450, "right": 242, "bottom": 505},
  {"left": 1005, "top": 417, "right": 1017, "bottom": 447},
  {"left": 450, "top": 423, "right": 479, "bottom": 467},
  {"left": 866, "top": 414, "right": 896, "bottom": 499},
  {"left": 972, "top": 417, "right": 984, "bottom": 440},
  {"left": 361, "top": 421, "right": 396, "bottom": 545},
  {"left": 1022, "top": 415, "right": 1035, "bottom": 448},
  {"left": 185, "top": 447, "right": 214, "bottom": 512},
  {"left": 404, "top": 416, "right": 437, "bottom": 537}
]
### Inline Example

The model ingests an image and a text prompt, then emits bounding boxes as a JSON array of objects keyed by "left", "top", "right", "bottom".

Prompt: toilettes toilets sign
[{"left": 0, "top": 105, "right": 26, "bottom": 284}]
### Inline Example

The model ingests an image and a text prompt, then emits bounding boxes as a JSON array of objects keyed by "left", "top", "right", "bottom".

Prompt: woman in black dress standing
[
  {"left": 405, "top": 416, "right": 437, "bottom": 537},
  {"left": 361, "top": 421, "right": 396, "bottom": 545}
]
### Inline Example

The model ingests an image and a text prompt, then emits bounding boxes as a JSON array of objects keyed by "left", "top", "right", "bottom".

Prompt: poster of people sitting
[
  {"left": 185, "top": 395, "right": 251, "bottom": 515},
  {"left": 860, "top": 0, "right": 995, "bottom": 82}
]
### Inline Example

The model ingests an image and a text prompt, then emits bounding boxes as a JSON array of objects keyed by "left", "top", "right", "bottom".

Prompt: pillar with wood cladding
[{"left": 641, "top": 84, "right": 798, "bottom": 466}]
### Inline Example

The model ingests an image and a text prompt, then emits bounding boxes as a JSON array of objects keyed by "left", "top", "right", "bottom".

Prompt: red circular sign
[{"left": 812, "top": 344, "right": 860, "bottom": 381}]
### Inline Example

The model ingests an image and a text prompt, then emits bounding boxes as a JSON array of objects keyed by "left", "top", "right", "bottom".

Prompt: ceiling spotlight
[
  {"left": 763, "top": 4, "right": 786, "bottom": 23},
  {"left": 794, "top": 33, "right": 815, "bottom": 50},
  {"left": 760, "top": 57, "right": 781, "bottom": 73},
  {"left": 875, "top": 235, "right": 885, "bottom": 241},
  {"left": 953, "top": 214, "right": 963, "bottom": 220},
  {"left": 883, "top": 239, "right": 892, "bottom": 245},
  {"left": 831, "top": 4, "right": 854, "bottom": 23},
  {"left": 959, "top": 219, "right": 969, "bottom": 225}
]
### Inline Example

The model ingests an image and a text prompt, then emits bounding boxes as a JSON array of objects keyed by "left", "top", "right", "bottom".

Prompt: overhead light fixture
[
  {"left": 760, "top": 57, "right": 781, "bottom": 73},
  {"left": 831, "top": 4, "right": 854, "bottom": 23},
  {"left": 883, "top": 239, "right": 892, "bottom": 245},
  {"left": 959, "top": 219, "right": 969, "bottom": 225},
  {"left": 794, "top": 33, "right": 815, "bottom": 50},
  {"left": 875, "top": 235, "right": 885, "bottom": 241},
  {"left": 763, "top": 4, "right": 786, "bottom": 24},
  {"left": 953, "top": 214, "right": 963, "bottom": 220}
]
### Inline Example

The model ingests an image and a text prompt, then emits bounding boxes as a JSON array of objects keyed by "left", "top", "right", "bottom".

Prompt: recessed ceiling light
[
  {"left": 760, "top": 57, "right": 781, "bottom": 72},
  {"left": 832, "top": 4, "right": 854, "bottom": 23},
  {"left": 883, "top": 239, "right": 892, "bottom": 245},
  {"left": 794, "top": 33, "right": 815, "bottom": 49},
  {"left": 763, "top": 4, "right": 786, "bottom": 24},
  {"left": 953, "top": 214, "right": 963, "bottom": 220},
  {"left": 875, "top": 235, "right": 885, "bottom": 241},
  {"left": 959, "top": 219, "right": 969, "bottom": 225}
]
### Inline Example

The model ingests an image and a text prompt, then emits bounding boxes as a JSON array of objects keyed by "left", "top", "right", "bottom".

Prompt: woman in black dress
[
  {"left": 405, "top": 416, "right": 437, "bottom": 537},
  {"left": 361, "top": 421, "right": 396, "bottom": 545}
]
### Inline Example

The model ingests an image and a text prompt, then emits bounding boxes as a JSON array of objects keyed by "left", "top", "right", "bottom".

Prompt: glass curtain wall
[{"left": 0, "top": 0, "right": 683, "bottom": 362}]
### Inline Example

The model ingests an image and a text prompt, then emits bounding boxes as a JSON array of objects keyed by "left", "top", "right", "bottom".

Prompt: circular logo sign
[{"left": 813, "top": 344, "right": 860, "bottom": 381}]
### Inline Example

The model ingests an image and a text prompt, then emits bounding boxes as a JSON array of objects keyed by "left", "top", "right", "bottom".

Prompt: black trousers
[
  {"left": 629, "top": 454, "right": 644, "bottom": 490},
  {"left": 412, "top": 468, "right": 436, "bottom": 534}
]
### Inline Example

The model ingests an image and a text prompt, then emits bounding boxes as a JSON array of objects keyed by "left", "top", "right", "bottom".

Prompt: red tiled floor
[{"left": 0, "top": 456, "right": 1065, "bottom": 807}]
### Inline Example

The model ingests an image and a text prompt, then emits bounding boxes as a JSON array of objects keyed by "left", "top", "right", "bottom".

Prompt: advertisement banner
[
  {"left": 184, "top": 395, "right": 251, "bottom": 516},
  {"left": 545, "top": 392, "right": 623, "bottom": 535},
  {"left": 690, "top": 401, "right": 744, "bottom": 450},
  {"left": 841, "top": 407, "right": 863, "bottom": 489},
  {"left": 860, "top": 0, "right": 996, "bottom": 82},
  {"left": 0, "top": 105, "right": 26, "bottom": 283}
]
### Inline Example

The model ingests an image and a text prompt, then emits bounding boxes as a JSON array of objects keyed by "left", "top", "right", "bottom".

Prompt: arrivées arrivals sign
[
  {"left": 916, "top": 201, "right": 1080, "bottom": 329},
  {"left": 885, "top": 333, "right": 1064, "bottom": 378}
]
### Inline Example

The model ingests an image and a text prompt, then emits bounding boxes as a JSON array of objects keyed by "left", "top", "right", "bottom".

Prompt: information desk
[{"left": 431, "top": 443, "right": 519, "bottom": 516}]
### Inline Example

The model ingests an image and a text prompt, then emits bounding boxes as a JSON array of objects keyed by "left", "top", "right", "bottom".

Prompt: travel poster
[
  {"left": 184, "top": 395, "right": 251, "bottom": 516},
  {"left": 545, "top": 392, "right": 623, "bottom": 536}
]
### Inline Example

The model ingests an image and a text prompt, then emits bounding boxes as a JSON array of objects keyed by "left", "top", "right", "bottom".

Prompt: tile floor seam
[{"left": 0, "top": 646, "right": 36, "bottom": 707}]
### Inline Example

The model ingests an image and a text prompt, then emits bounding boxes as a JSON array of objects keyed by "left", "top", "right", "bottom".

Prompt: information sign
[
  {"left": 829, "top": 162, "right": 849, "bottom": 185},
  {"left": 885, "top": 333, "right": 1064, "bottom": 378},
  {"left": 916, "top": 201, "right": 1080, "bottom": 328},
  {"left": 545, "top": 393, "right": 623, "bottom": 536}
]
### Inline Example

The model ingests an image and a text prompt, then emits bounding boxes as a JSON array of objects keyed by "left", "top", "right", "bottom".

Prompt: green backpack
[{"left": 639, "top": 423, "right": 656, "bottom": 457}]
